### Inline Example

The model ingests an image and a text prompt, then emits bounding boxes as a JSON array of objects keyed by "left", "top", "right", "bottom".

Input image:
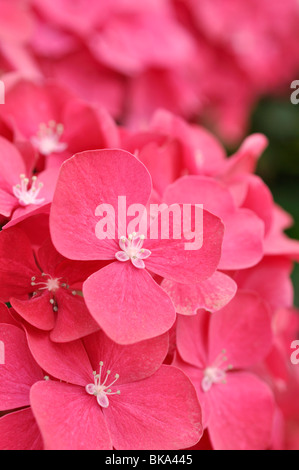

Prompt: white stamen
[
  {"left": 201, "top": 350, "right": 233, "bottom": 392},
  {"left": 30, "top": 273, "right": 72, "bottom": 313},
  {"left": 85, "top": 361, "right": 121, "bottom": 408},
  {"left": 31, "top": 273, "right": 61, "bottom": 293},
  {"left": 13, "top": 174, "right": 45, "bottom": 207},
  {"left": 115, "top": 233, "right": 151, "bottom": 269},
  {"left": 31, "top": 121, "right": 68, "bottom": 156}
]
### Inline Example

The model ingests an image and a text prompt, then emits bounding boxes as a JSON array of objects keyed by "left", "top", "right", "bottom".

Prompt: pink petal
[
  {"left": 90, "top": 14, "right": 194, "bottom": 75},
  {"left": 0, "top": 43, "right": 41, "bottom": 81},
  {"left": 4, "top": 201, "right": 52, "bottom": 230},
  {"left": 54, "top": 258, "right": 105, "bottom": 287},
  {"left": 164, "top": 175, "right": 235, "bottom": 219},
  {"left": 49, "top": 289, "right": 100, "bottom": 342},
  {"left": 0, "top": 227, "right": 36, "bottom": 302},
  {"left": 83, "top": 330, "right": 169, "bottom": 386},
  {"left": 234, "top": 256, "right": 294, "bottom": 312},
  {"left": 32, "top": 0, "right": 105, "bottom": 35},
  {"left": 183, "top": 125, "right": 227, "bottom": 176},
  {"left": 176, "top": 312, "right": 210, "bottom": 370},
  {"left": 28, "top": 17, "right": 76, "bottom": 58},
  {"left": 1, "top": 80, "right": 71, "bottom": 138},
  {"left": 14, "top": 213, "right": 51, "bottom": 249},
  {"left": 146, "top": 140, "right": 183, "bottom": 196},
  {"left": 50, "top": 149, "right": 152, "bottom": 260},
  {"left": 0, "top": 1, "right": 33, "bottom": 44},
  {"left": 240, "top": 174, "right": 274, "bottom": 236},
  {"left": 0, "top": 303, "right": 20, "bottom": 326},
  {"left": 144, "top": 206, "right": 224, "bottom": 283},
  {"left": 83, "top": 261, "right": 176, "bottom": 344},
  {"left": 123, "top": 136, "right": 182, "bottom": 197},
  {"left": 25, "top": 327, "right": 93, "bottom": 386},
  {"left": 103, "top": 365, "right": 203, "bottom": 450},
  {"left": 162, "top": 271, "right": 237, "bottom": 315},
  {"left": 265, "top": 205, "right": 299, "bottom": 260},
  {"left": 44, "top": 50, "right": 123, "bottom": 118},
  {"left": 163, "top": 175, "right": 264, "bottom": 270},
  {"left": 217, "top": 209, "right": 265, "bottom": 270},
  {"left": 62, "top": 98, "right": 120, "bottom": 154},
  {"left": 209, "top": 291, "right": 273, "bottom": 369},
  {"left": 30, "top": 381, "right": 113, "bottom": 450},
  {"left": 0, "top": 408, "right": 43, "bottom": 450},
  {"left": 0, "top": 324, "right": 44, "bottom": 410},
  {"left": 0, "top": 188, "right": 17, "bottom": 218},
  {"left": 149, "top": 110, "right": 210, "bottom": 172},
  {"left": 11, "top": 292, "right": 56, "bottom": 331},
  {"left": 172, "top": 354, "right": 210, "bottom": 428},
  {"left": 36, "top": 237, "right": 65, "bottom": 274},
  {"left": 264, "top": 230, "right": 299, "bottom": 262},
  {"left": 0, "top": 136, "right": 25, "bottom": 188},
  {"left": 207, "top": 372, "right": 275, "bottom": 450},
  {"left": 219, "top": 133, "right": 268, "bottom": 181}
]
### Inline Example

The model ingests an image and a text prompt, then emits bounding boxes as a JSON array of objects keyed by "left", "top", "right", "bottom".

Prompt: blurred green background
[{"left": 249, "top": 96, "right": 299, "bottom": 307}]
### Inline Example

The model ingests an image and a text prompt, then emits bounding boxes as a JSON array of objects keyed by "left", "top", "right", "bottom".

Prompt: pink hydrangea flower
[
  {"left": 173, "top": 291, "right": 275, "bottom": 450},
  {"left": 0, "top": 227, "right": 101, "bottom": 342},
  {"left": 27, "top": 327, "right": 203, "bottom": 450},
  {"left": 0, "top": 79, "right": 119, "bottom": 169},
  {"left": 50, "top": 148, "right": 224, "bottom": 344},
  {"left": 0, "top": 136, "right": 57, "bottom": 228}
]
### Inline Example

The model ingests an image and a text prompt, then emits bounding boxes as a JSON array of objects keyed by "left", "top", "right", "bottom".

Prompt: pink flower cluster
[
  {"left": 0, "top": 0, "right": 299, "bottom": 144},
  {"left": 0, "top": 76, "right": 299, "bottom": 451}
]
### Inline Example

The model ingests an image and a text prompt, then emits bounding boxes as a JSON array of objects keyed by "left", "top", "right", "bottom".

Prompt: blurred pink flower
[{"left": 174, "top": 290, "right": 275, "bottom": 449}]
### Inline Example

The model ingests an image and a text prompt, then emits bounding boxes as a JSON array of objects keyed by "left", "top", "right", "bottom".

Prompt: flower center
[
  {"left": 115, "top": 232, "right": 151, "bottom": 269},
  {"left": 31, "top": 273, "right": 76, "bottom": 313},
  {"left": 13, "top": 174, "right": 45, "bottom": 207},
  {"left": 201, "top": 349, "right": 233, "bottom": 393},
  {"left": 85, "top": 361, "right": 121, "bottom": 408},
  {"left": 31, "top": 121, "right": 68, "bottom": 156}
]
